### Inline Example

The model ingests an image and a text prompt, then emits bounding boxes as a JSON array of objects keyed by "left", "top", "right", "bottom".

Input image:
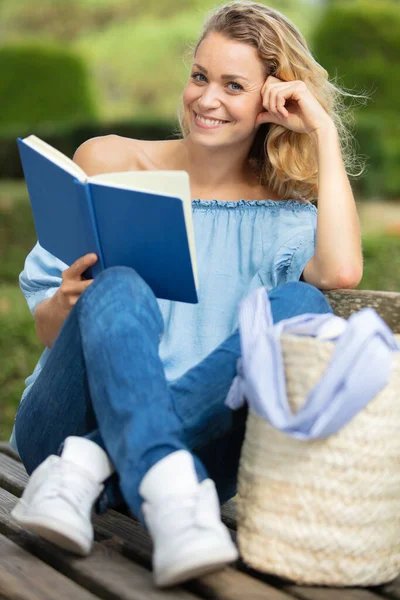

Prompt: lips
[
  {"left": 193, "top": 111, "right": 230, "bottom": 131},
  {"left": 193, "top": 110, "right": 229, "bottom": 123},
  {"left": 193, "top": 111, "right": 230, "bottom": 124}
]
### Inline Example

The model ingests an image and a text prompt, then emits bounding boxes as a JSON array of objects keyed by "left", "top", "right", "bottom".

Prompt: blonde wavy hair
[{"left": 175, "top": 1, "right": 368, "bottom": 202}]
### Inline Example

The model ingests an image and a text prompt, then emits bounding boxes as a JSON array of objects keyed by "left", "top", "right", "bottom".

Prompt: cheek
[
  {"left": 234, "top": 98, "right": 261, "bottom": 121},
  {"left": 182, "top": 85, "right": 198, "bottom": 108},
  {"left": 248, "top": 92, "right": 264, "bottom": 112}
]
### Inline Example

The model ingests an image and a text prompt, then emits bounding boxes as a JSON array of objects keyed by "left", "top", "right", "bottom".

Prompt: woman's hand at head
[
  {"left": 55, "top": 253, "right": 98, "bottom": 317},
  {"left": 255, "top": 75, "right": 334, "bottom": 136}
]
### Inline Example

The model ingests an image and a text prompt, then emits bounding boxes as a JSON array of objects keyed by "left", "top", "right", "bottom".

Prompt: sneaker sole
[
  {"left": 11, "top": 501, "right": 92, "bottom": 556},
  {"left": 155, "top": 544, "right": 239, "bottom": 587}
]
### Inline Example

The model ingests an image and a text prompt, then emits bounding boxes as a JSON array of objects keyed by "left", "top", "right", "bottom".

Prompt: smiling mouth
[{"left": 193, "top": 111, "right": 231, "bottom": 127}]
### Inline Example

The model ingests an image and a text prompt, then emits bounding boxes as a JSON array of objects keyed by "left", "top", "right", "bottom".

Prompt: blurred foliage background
[{"left": 1, "top": 0, "right": 400, "bottom": 441}]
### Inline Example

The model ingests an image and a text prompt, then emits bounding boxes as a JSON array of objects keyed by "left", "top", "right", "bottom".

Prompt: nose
[{"left": 197, "top": 84, "right": 222, "bottom": 110}]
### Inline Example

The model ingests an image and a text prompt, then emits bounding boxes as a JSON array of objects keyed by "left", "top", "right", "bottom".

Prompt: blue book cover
[{"left": 17, "top": 136, "right": 199, "bottom": 304}]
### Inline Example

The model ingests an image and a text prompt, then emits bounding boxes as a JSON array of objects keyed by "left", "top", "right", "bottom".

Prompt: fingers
[
  {"left": 57, "top": 254, "right": 98, "bottom": 316},
  {"left": 60, "top": 275, "right": 94, "bottom": 296},
  {"left": 267, "top": 87, "right": 288, "bottom": 120},
  {"left": 65, "top": 253, "right": 98, "bottom": 280},
  {"left": 261, "top": 78, "right": 299, "bottom": 119},
  {"left": 58, "top": 270, "right": 95, "bottom": 312},
  {"left": 278, "top": 96, "right": 289, "bottom": 118},
  {"left": 77, "top": 278, "right": 96, "bottom": 293}
]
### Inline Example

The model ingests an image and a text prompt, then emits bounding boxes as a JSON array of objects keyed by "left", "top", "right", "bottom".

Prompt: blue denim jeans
[{"left": 15, "top": 267, "right": 333, "bottom": 519}]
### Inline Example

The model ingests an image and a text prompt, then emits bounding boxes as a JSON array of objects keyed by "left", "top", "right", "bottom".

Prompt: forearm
[
  {"left": 310, "top": 121, "right": 363, "bottom": 287},
  {"left": 34, "top": 292, "right": 69, "bottom": 349}
]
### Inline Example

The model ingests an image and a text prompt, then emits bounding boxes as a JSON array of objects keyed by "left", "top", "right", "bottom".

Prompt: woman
[{"left": 10, "top": 0, "right": 364, "bottom": 588}]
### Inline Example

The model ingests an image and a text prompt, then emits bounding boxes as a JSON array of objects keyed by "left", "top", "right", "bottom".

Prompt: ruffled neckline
[{"left": 192, "top": 199, "right": 317, "bottom": 211}]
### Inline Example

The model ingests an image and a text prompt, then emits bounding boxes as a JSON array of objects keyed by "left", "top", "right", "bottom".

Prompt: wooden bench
[
  {"left": 323, "top": 288, "right": 400, "bottom": 333},
  {"left": 1, "top": 288, "right": 400, "bottom": 599}
]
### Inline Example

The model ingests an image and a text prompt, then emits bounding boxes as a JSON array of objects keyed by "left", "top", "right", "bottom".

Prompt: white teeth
[{"left": 195, "top": 113, "right": 227, "bottom": 126}]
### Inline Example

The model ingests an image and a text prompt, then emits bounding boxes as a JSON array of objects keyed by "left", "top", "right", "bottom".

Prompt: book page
[
  {"left": 22, "top": 135, "right": 88, "bottom": 183},
  {"left": 90, "top": 170, "right": 184, "bottom": 195},
  {"left": 90, "top": 170, "right": 198, "bottom": 288}
]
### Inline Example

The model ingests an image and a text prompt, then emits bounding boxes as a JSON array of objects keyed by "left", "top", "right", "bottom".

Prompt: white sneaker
[
  {"left": 11, "top": 436, "right": 114, "bottom": 556},
  {"left": 139, "top": 450, "right": 239, "bottom": 587}
]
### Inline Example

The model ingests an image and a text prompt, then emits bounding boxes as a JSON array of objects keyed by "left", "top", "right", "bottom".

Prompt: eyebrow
[{"left": 192, "top": 63, "right": 250, "bottom": 82}]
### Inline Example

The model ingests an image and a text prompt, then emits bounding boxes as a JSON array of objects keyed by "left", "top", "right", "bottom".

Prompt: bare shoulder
[
  {"left": 129, "top": 138, "right": 182, "bottom": 170},
  {"left": 72, "top": 134, "right": 143, "bottom": 177}
]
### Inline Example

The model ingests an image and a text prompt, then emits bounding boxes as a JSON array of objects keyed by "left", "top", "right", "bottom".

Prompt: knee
[
  {"left": 95, "top": 265, "right": 143, "bottom": 285},
  {"left": 280, "top": 280, "right": 319, "bottom": 295},
  {"left": 86, "top": 266, "right": 151, "bottom": 299},
  {"left": 79, "top": 266, "right": 160, "bottom": 318},
  {"left": 269, "top": 281, "right": 334, "bottom": 315}
]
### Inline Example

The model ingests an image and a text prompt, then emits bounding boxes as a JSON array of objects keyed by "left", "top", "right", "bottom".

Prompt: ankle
[
  {"left": 139, "top": 450, "right": 199, "bottom": 503},
  {"left": 61, "top": 436, "right": 115, "bottom": 483}
]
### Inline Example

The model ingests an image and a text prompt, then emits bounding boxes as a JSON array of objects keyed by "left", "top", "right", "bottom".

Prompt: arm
[
  {"left": 302, "top": 122, "right": 363, "bottom": 290},
  {"left": 34, "top": 253, "right": 98, "bottom": 349},
  {"left": 34, "top": 294, "right": 68, "bottom": 349},
  {"left": 256, "top": 77, "right": 363, "bottom": 291}
]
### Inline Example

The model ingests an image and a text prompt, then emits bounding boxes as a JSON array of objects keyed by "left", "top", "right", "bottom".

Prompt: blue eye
[
  {"left": 229, "top": 81, "right": 243, "bottom": 92},
  {"left": 190, "top": 72, "right": 243, "bottom": 92},
  {"left": 191, "top": 72, "right": 207, "bottom": 82}
]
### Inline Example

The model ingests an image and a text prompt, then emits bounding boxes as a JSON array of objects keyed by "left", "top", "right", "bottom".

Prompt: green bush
[
  {"left": 311, "top": 0, "right": 400, "bottom": 199},
  {"left": 0, "top": 43, "right": 99, "bottom": 136},
  {"left": 354, "top": 113, "right": 400, "bottom": 199},
  {"left": 359, "top": 233, "right": 400, "bottom": 292},
  {"left": 312, "top": 0, "right": 400, "bottom": 114}
]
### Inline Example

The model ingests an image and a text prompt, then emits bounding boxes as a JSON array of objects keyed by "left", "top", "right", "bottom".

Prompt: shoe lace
[{"left": 36, "top": 460, "right": 102, "bottom": 515}]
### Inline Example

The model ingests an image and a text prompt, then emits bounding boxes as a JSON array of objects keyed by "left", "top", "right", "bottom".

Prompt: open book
[{"left": 17, "top": 135, "right": 198, "bottom": 303}]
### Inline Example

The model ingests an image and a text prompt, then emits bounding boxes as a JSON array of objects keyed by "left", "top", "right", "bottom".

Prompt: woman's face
[{"left": 182, "top": 32, "right": 267, "bottom": 149}]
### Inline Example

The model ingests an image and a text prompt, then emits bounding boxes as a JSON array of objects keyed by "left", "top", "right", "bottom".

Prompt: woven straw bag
[{"left": 237, "top": 332, "right": 400, "bottom": 587}]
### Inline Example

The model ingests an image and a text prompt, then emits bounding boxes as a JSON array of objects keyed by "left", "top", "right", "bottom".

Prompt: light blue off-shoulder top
[{"left": 10, "top": 199, "right": 318, "bottom": 452}]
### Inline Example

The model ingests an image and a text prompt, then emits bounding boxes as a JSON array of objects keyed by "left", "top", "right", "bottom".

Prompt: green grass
[
  {"left": 1, "top": 180, "right": 400, "bottom": 442},
  {"left": 0, "top": 180, "right": 37, "bottom": 283},
  {"left": 0, "top": 284, "right": 43, "bottom": 441}
]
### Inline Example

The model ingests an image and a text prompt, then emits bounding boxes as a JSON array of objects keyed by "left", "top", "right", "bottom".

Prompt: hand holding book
[
  {"left": 34, "top": 252, "right": 99, "bottom": 348},
  {"left": 57, "top": 253, "right": 98, "bottom": 314}
]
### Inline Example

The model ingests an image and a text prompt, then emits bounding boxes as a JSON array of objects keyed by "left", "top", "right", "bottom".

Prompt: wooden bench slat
[
  {"left": 0, "top": 532, "right": 100, "bottom": 600},
  {"left": 324, "top": 289, "right": 400, "bottom": 332},
  {"left": 0, "top": 442, "right": 21, "bottom": 462},
  {"left": 0, "top": 453, "right": 28, "bottom": 497},
  {"left": 92, "top": 504, "right": 296, "bottom": 600},
  {"left": 0, "top": 488, "right": 198, "bottom": 600}
]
